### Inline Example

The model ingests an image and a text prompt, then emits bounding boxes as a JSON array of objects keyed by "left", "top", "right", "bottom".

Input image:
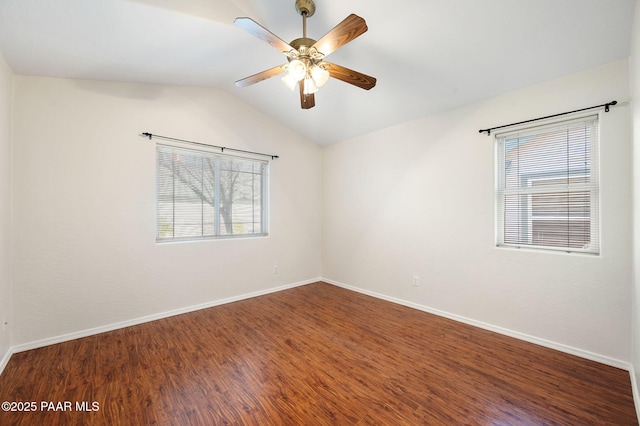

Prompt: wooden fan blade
[
  {"left": 299, "top": 82, "right": 315, "bottom": 109},
  {"left": 235, "top": 65, "right": 286, "bottom": 87},
  {"left": 234, "top": 17, "right": 295, "bottom": 53},
  {"left": 311, "top": 14, "right": 368, "bottom": 57},
  {"left": 325, "top": 62, "right": 377, "bottom": 90}
]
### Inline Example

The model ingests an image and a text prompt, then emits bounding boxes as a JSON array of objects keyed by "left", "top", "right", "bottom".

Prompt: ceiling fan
[{"left": 234, "top": 0, "right": 377, "bottom": 109}]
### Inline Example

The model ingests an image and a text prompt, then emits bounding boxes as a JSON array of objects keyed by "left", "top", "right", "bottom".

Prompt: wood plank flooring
[{"left": 0, "top": 282, "right": 637, "bottom": 425}]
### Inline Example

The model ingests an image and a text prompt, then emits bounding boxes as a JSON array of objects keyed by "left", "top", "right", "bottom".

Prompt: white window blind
[
  {"left": 496, "top": 115, "right": 599, "bottom": 254},
  {"left": 156, "top": 144, "right": 268, "bottom": 242}
]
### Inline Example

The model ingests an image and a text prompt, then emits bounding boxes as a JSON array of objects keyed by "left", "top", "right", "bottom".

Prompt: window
[
  {"left": 495, "top": 115, "right": 599, "bottom": 254},
  {"left": 156, "top": 144, "right": 268, "bottom": 242}
]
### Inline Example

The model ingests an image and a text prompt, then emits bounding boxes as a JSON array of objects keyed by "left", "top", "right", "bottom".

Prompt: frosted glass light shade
[
  {"left": 287, "top": 60, "right": 307, "bottom": 81},
  {"left": 311, "top": 65, "right": 329, "bottom": 87},
  {"left": 303, "top": 78, "right": 318, "bottom": 95},
  {"left": 281, "top": 74, "right": 298, "bottom": 91}
]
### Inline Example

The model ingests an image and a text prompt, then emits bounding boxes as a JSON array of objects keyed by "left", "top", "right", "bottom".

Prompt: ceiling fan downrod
[
  {"left": 302, "top": 12, "right": 307, "bottom": 38},
  {"left": 295, "top": 0, "right": 315, "bottom": 38}
]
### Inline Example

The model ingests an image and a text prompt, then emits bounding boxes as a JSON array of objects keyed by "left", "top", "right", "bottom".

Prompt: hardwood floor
[{"left": 0, "top": 282, "right": 637, "bottom": 425}]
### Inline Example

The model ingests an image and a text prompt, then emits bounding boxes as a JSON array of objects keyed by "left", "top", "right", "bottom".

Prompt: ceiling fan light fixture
[
  {"left": 311, "top": 65, "right": 329, "bottom": 87},
  {"left": 234, "top": 0, "right": 376, "bottom": 109},
  {"left": 303, "top": 77, "right": 319, "bottom": 95},
  {"left": 281, "top": 73, "right": 299, "bottom": 91},
  {"left": 287, "top": 59, "right": 307, "bottom": 81}
]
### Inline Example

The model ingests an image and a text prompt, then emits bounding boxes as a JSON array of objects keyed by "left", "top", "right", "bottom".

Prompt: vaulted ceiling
[{"left": 0, "top": 0, "right": 636, "bottom": 145}]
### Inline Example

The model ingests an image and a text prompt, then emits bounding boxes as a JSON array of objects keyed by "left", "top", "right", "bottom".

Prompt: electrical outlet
[
  {"left": 273, "top": 265, "right": 279, "bottom": 274},
  {"left": 413, "top": 276, "right": 419, "bottom": 287}
]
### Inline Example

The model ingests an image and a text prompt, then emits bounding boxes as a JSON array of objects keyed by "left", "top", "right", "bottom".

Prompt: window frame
[
  {"left": 155, "top": 143, "right": 269, "bottom": 243},
  {"left": 494, "top": 113, "right": 600, "bottom": 254}
]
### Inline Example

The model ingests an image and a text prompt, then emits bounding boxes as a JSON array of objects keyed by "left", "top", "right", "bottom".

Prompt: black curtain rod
[
  {"left": 478, "top": 100, "right": 617, "bottom": 136},
  {"left": 140, "top": 132, "right": 279, "bottom": 160}
]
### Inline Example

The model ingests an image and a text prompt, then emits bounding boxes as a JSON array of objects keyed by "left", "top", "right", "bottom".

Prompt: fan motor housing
[
  {"left": 295, "top": 0, "right": 315, "bottom": 17},
  {"left": 290, "top": 37, "right": 317, "bottom": 51}
]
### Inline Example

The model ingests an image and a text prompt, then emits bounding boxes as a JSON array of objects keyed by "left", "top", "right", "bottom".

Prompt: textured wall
[
  {"left": 0, "top": 51, "right": 12, "bottom": 366},
  {"left": 630, "top": 0, "right": 640, "bottom": 410},
  {"left": 11, "top": 77, "right": 322, "bottom": 346},
  {"left": 323, "top": 60, "right": 633, "bottom": 363}
]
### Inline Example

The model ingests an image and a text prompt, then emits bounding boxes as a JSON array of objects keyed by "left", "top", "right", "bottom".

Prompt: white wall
[
  {"left": 10, "top": 76, "right": 322, "bottom": 346},
  {"left": 323, "top": 60, "right": 633, "bottom": 364},
  {"left": 630, "top": 0, "right": 640, "bottom": 406},
  {"left": 3, "top": 53, "right": 636, "bottom": 380},
  {"left": 0, "top": 52, "right": 12, "bottom": 366}
]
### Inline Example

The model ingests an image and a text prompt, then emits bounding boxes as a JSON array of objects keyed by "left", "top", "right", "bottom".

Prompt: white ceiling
[{"left": 0, "top": 0, "right": 636, "bottom": 145}]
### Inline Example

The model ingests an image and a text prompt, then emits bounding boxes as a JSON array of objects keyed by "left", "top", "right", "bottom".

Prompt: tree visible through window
[
  {"left": 156, "top": 145, "right": 268, "bottom": 241},
  {"left": 496, "top": 115, "right": 599, "bottom": 254}
]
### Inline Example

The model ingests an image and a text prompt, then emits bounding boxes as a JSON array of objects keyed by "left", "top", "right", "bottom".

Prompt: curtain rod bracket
[
  {"left": 479, "top": 100, "right": 617, "bottom": 136},
  {"left": 605, "top": 100, "right": 617, "bottom": 112}
]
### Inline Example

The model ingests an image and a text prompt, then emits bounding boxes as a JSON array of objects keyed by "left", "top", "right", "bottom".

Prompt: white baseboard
[
  {"left": 0, "top": 345, "right": 11, "bottom": 376},
  {"left": 323, "top": 278, "right": 632, "bottom": 371},
  {"left": 3, "top": 278, "right": 320, "bottom": 368},
  {"left": 1, "top": 277, "right": 634, "bottom": 385},
  {"left": 630, "top": 364, "right": 640, "bottom": 424}
]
